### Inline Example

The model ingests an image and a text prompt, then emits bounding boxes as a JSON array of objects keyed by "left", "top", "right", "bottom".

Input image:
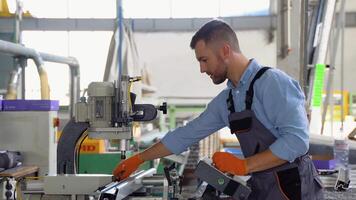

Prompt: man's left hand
[{"left": 212, "top": 152, "right": 248, "bottom": 176}]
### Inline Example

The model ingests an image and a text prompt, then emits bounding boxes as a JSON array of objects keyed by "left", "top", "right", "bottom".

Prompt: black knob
[
  {"left": 121, "top": 152, "right": 126, "bottom": 160},
  {"left": 5, "top": 182, "right": 12, "bottom": 190},
  {"left": 158, "top": 102, "right": 167, "bottom": 114},
  {"left": 5, "top": 190, "right": 12, "bottom": 198},
  {"left": 80, "top": 96, "right": 86, "bottom": 103}
]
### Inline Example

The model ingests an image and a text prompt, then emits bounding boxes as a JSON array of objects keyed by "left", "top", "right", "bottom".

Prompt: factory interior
[{"left": 1, "top": 0, "right": 356, "bottom": 199}]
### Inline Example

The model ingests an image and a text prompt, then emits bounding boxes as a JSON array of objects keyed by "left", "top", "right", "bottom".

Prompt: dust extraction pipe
[
  {"left": 3, "top": 43, "right": 50, "bottom": 99},
  {"left": 0, "top": 39, "right": 80, "bottom": 117}
]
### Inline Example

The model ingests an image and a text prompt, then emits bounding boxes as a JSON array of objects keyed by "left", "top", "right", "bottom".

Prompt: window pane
[
  {"left": 68, "top": 0, "right": 116, "bottom": 18},
  {"left": 171, "top": 0, "right": 219, "bottom": 18},
  {"left": 22, "top": 31, "right": 111, "bottom": 105},
  {"left": 68, "top": 31, "right": 112, "bottom": 89},
  {"left": 22, "top": 0, "right": 269, "bottom": 19},
  {"left": 22, "top": 31, "right": 70, "bottom": 103},
  {"left": 6, "top": 0, "right": 16, "bottom": 13},
  {"left": 123, "top": 0, "right": 171, "bottom": 18},
  {"left": 123, "top": 0, "right": 269, "bottom": 18},
  {"left": 23, "top": 0, "right": 115, "bottom": 18},
  {"left": 23, "top": 0, "right": 68, "bottom": 18},
  {"left": 220, "top": 0, "right": 270, "bottom": 17}
]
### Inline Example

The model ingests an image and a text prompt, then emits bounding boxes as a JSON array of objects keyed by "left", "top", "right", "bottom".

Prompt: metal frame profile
[
  {"left": 96, "top": 168, "right": 157, "bottom": 200},
  {"left": 0, "top": 39, "right": 80, "bottom": 117}
]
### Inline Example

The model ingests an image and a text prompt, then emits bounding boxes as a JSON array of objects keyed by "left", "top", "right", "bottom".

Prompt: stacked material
[
  {"left": 199, "top": 133, "right": 221, "bottom": 159},
  {"left": 185, "top": 133, "right": 221, "bottom": 170}
]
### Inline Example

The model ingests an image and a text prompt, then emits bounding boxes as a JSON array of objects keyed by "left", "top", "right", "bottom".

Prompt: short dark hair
[{"left": 190, "top": 19, "right": 240, "bottom": 52}]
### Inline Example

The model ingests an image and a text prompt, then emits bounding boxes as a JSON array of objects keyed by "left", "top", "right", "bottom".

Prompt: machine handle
[{"left": 158, "top": 102, "right": 167, "bottom": 114}]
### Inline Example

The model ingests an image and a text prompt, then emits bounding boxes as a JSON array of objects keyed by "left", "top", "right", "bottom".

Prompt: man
[{"left": 113, "top": 19, "right": 324, "bottom": 199}]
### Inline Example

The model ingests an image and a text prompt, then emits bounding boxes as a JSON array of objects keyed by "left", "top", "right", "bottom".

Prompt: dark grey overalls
[{"left": 227, "top": 67, "right": 324, "bottom": 200}]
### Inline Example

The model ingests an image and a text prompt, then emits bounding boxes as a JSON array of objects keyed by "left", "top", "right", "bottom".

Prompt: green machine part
[
  {"left": 78, "top": 152, "right": 132, "bottom": 174},
  {"left": 312, "top": 63, "right": 326, "bottom": 107},
  {"left": 78, "top": 152, "right": 171, "bottom": 174}
]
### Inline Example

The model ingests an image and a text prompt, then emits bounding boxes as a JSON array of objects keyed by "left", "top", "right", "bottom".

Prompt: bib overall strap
[
  {"left": 245, "top": 67, "right": 271, "bottom": 110},
  {"left": 227, "top": 90, "right": 235, "bottom": 113}
]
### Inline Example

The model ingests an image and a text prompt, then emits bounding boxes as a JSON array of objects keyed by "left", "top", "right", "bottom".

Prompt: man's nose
[{"left": 200, "top": 63, "right": 207, "bottom": 73}]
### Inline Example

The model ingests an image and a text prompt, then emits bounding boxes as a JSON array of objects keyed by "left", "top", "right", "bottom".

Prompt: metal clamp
[{"left": 194, "top": 159, "right": 251, "bottom": 200}]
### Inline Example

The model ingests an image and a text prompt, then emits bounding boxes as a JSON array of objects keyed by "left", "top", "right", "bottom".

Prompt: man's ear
[
  {"left": 222, "top": 43, "right": 231, "bottom": 60},
  {"left": 221, "top": 43, "right": 231, "bottom": 62}
]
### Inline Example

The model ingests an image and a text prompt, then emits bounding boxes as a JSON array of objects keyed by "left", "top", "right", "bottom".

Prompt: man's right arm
[
  {"left": 139, "top": 141, "right": 173, "bottom": 161},
  {"left": 113, "top": 92, "right": 226, "bottom": 180},
  {"left": 113, "top": 141, "right": 172, "bottom": 180}
]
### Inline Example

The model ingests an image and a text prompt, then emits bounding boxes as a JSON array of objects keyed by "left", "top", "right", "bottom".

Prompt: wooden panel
[{"left": 0, "top": 166, "right": 39, "bottom": 178}]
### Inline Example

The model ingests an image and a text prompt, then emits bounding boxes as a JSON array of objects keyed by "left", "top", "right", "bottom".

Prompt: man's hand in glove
[
  {"left": 113, "top": 154, "right": 144, "bottom": 180},
  {"left": 212, "top": 152, "right": 248, "bottom": 176}
]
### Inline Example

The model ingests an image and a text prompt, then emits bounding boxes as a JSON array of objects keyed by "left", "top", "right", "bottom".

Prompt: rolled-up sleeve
[
  {"left": 161, "top": 95, "right": 226, "bottom": 155},
  {"left": 259, "top": 71, "right": 309, "bottom": 162}
]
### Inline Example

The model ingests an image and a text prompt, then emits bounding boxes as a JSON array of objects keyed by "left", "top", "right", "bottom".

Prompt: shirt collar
[{"left": 227, "top": 59, "right": 261, "bottom": 89}]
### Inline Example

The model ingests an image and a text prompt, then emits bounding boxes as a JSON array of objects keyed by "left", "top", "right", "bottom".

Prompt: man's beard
[
  {"left": 212, "top": 76, "right": 225, "bottom": 84},
  {"left": 211, "top": 62, "right": 227, "bottom": 85}
]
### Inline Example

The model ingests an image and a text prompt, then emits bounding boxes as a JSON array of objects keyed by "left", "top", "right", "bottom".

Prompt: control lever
[
  {"left": 179, "top": 175, "right": 184, "bottom": 194},
  {"left": 158, "top": 102, "right": 167, "bottom": 114},
  {"left": 164, "top": 163, "right": 182, "bottom": 199},
  {"left": 164, "top": 163, "right": 176, "bottom": 186}
]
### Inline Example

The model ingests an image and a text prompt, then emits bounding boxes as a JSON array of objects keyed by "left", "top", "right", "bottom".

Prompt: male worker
[{"left": 113, "top": 19, "right": 324, "bottom": 199}]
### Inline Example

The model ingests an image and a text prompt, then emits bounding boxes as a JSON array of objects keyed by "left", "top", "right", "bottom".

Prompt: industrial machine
[
  {"left": 75, "top": 80, "right": 167, "bottom": 158},
  {"left": 51, "top": 74, "right": 169, "bottom": 199},
  {"left": 57, "top": 77, "right": 167, "bottom": 174},
  {"left": 0, "top": 78, "right": 170, "bottom": 200},
  {"left": 0, "top": 38, "right": 169, "bottom": 199}
]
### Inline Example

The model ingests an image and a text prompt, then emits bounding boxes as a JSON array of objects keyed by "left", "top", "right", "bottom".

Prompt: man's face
[{"left": 194, "top": 40, "right": 227, "bottom": 84}]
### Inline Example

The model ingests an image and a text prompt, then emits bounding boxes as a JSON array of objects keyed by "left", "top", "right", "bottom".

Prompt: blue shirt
[{"left": 161, "top": 59, "right": 309, "bottom": 162}]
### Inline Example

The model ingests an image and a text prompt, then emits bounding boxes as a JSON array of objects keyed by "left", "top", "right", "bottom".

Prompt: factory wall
[
  {"left": 135, "top": 30, "right": 276, "bottom": 98},
  {"left": 4, "top": 26, "right": 355, "bottom": 104},
  {"left": 331, "top": 27, "right": 356, "bottom": 95},
  {"left": 134, "top": 28, "right": 356, "bottom": 98}
]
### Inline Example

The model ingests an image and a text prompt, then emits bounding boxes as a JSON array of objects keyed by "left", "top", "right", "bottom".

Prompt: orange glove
[
  {"left": 113, "top": 154, "right": 144, "bottom": 180},
  {"left": 212, "top": 152, "right": 248, "bottom": 176}
]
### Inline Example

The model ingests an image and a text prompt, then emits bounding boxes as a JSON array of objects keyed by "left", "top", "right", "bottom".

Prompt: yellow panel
[
  {"left": 57, "top": 130, "right": 105, "bottom": 153},
  {"left": 80, "top": 137, "right": 105, "bottom": 154},
  {"left": 0, "top": 0, "right": 32, "bottom": 17},
  {"left": 0, "top": 0, "right": 11, "bottom": 17},
  {"left": 322, "top": 90, "right": 349, "bottom": 121}
]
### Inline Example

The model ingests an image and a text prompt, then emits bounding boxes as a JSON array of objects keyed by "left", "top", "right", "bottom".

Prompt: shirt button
[{"left": 236, "top": 91, "right": 240, "bottom": 94}]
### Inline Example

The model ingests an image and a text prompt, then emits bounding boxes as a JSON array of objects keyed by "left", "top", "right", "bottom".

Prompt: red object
[{"left": 53, "top": 118, "right": 60, "bottom": 127}]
